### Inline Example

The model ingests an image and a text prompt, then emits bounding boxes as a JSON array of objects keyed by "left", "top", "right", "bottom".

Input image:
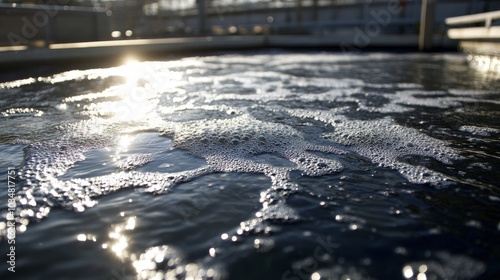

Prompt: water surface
[{"left": 0, "top": 51, "right": 499, "bottom": 280}]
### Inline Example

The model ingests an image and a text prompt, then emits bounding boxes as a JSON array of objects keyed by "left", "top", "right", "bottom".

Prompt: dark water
[{"left": 0, "top": 51, "right": 499, "bottom": 280}]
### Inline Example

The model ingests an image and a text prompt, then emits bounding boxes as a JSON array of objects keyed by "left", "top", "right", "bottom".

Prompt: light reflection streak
[
  {"left": 467, "top": 54, "right": 500, "bottom": 78},
  {"left": 132, "top": 245, "right": 220, "bottom": 280},
  {"left": 109, "top": 61, "right": 163, "bottom": 123},
  {"left": 93, "top": 213, "right": 222, "bottom": 279},
  {"left": 76, "top": 233, "right": 97, "bottom": 242},
  {"left": 403, "top": 265, "right": 414, "bottom": 278},
  {"left": 57, "top": 59, "right": 166, "bottom": 125},
  {"left": 112, "top": 134, "right": 135, "bottom": 163},
  {"left": 101, "top": 215, "right": 137, "bottom": 260}
]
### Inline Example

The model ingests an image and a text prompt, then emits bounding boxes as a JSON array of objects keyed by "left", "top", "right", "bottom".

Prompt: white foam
[
  {"left": 323, "top": 117, "right": 462, "bottom": 184},
  {"left": 1, "top": 107, "right": 44, "bottom": 117},
  {"left": 116, "top": 153, "right": 156, "bottom": 170},
  {"left": 172, "top": 115, "right": 343, "bottom": 176},
  {"left": 459, "top": 125, "right": 499, "bottom": 136},
  {"left": 0, "top": 77, "right": 37, "bottom": 89},
  {"left": 285, "top": 108, "right": 462, "bottom": 185}
]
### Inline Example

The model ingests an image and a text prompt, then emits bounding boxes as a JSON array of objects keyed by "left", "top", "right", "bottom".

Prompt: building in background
[{"left": 0, "top": 0, "right": 499, "bottom": 49}]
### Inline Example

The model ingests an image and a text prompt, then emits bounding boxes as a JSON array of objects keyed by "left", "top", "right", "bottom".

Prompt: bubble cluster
[
  {"left": 1, "top": 107, "right": 44, "bottom": 117},
  {"left": 172, "top": 115, "right": 343, "bottom": 176},
  {"left": 116, "top": 153, "right": 156, "bottom": 171},
  {"left": 324, "top": 117, "right": 462, "bottom": 185},
  {"left": 173, "top": 116, "right": 303, "bottom": 157},
  {"left": 459, "top": 125, "right": 500, "bottom": 137}
]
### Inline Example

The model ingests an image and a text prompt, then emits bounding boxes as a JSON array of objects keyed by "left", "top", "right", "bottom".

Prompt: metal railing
[
  {"left": 445, "top": 10, "right": 500, "bottom": 27},
  {"left": 446, "top": 10, "right": 500, "bottom": 40}
]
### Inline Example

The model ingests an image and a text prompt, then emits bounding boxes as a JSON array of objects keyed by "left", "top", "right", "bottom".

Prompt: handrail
[
  {"left": 445, "top": 10, "right": 500, "bottom": 27},
  {"left": 0, "top": 3, "right": 108, "bottom": 13}
]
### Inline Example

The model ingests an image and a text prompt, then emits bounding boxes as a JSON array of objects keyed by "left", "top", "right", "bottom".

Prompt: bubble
[
  {"left": 116, "top": 153, "right": 155, "bottom": 170},
  {"left": 172, "top": 115, "right": 343, "bottom": 177},
  {"left": 459, "top": 125, "right": 499, "bottom": 137},
  {"left": 323, "top": 117, "right": 462, "bottom": 185},
  {"left": 1, "top": 107, "right": 44, "bottom": 117}
]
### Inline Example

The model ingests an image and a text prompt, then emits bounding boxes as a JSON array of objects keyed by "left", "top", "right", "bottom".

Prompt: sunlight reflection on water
[{"left": 0, "top": 51, "right": 499, "bottom": 280}]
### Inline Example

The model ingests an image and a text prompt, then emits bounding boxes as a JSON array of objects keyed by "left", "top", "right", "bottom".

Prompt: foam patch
[
  {"left": 1, "top": 107, "right": 44, "bottom": 117},
  {"left": 324, "top": 117, "right": 463, "bottom": 185},
  {"left": 459, "top": 125, "right": 500, "bottom": 137},
  {"left": 172, "top": 115, "right": 343, "bottom": 176},
  {"left": 116, "top": 153, "right": 156, "bottom": 171}
]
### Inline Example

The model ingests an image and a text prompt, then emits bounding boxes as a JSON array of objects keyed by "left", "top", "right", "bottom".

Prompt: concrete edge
[{"left": 0, "top": 34, "right": 447, "bottom": 67}]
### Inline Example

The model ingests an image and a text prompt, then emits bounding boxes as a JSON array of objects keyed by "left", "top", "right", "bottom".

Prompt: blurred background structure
[{"left": 0, "top": 0, "right": 499, "bottom": 63}]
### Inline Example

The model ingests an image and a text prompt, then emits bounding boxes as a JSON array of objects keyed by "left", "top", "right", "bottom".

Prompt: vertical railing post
[
  {"left": 312, "top": 0, "right": 318, "bottom": 22},
  {"left": 419, "top": 0, "right": 435, "bottom": 51},
  {"left": 295, "top": 0, "right": 302, "bottom": 26},
  {"left": 485, "top": 15, "right": 492, "bottom": 28},
  {"left": 197, "top": 0, "right": 206, "bottom": 36},
  {"left": 43, "top": 12, "right": 52, "bottom": 47}
]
